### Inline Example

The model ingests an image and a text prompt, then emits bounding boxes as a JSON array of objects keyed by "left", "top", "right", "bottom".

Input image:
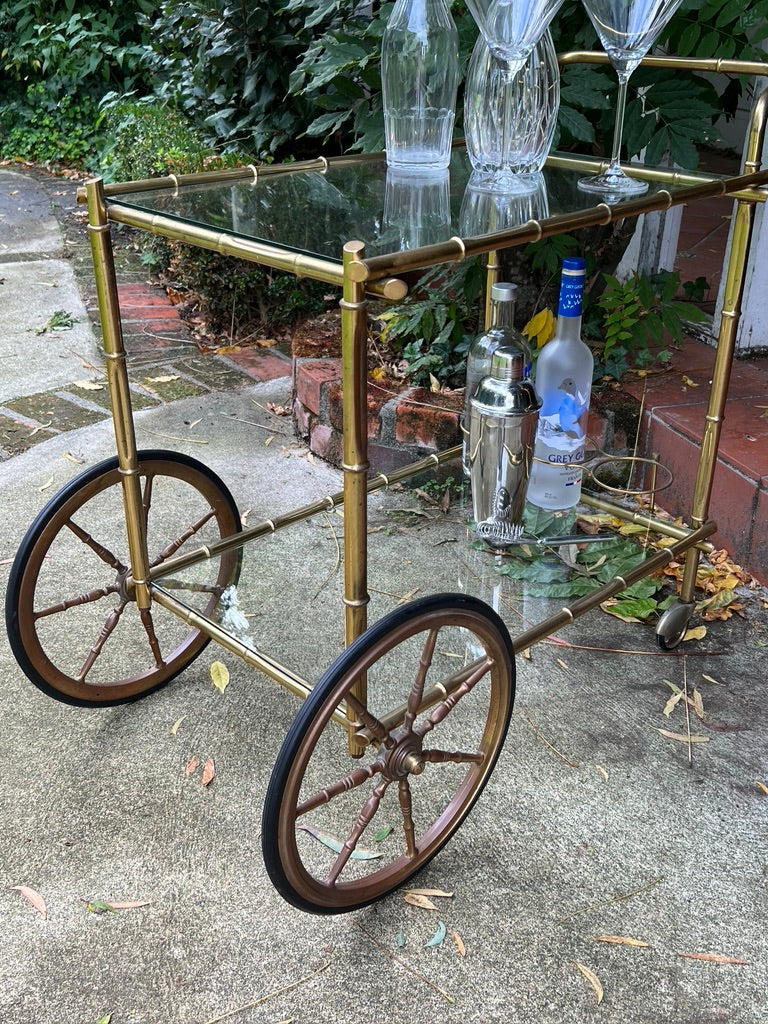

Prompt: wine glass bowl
[
  {"left": 577, "top": 0, "right": 685, "bottom": 199},
  {"left": 465, "top": 0, "right": 565, "bottom": 67}
]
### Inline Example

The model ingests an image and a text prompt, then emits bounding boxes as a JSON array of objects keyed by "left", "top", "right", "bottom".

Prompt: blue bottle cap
[{"left": 561, "top": 257, "right": 586, "bottom": 275}]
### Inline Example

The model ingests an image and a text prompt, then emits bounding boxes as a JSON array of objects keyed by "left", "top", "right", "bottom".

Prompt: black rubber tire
[
  {"left": 6, "top": 450, "right": 241, "bottom": 706},
  {"left": 262, "top": 593, "right": 515, "bottom": 914}
]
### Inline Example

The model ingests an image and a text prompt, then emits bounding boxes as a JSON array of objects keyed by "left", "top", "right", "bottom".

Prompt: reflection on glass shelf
[
  {"left": 109, "top": 148, "right": 725, "bottom": 264},
  {"left": 460, "top": 170, "right": 549, "bottom": 236},
  {"left": 382, "top": 168, "right": 451, "bottom": 251}
]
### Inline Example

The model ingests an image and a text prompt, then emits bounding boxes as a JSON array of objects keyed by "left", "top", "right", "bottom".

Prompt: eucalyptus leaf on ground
[
  {"left": 575, "top": 962, "right": 604, "bottom": 1004},
  {"left": 425, "top": 921, "right": 446, "bottom": 948},
  {"left": 297, "top": 825, "right": 382, "bottom": 860},
  {"left": 11, "top": 885, "right": 47, "bottom": 919}
]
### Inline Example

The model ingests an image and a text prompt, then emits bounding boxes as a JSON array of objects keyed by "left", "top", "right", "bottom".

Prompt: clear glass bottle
[
  {"left": 381, "top": 0, "right": 459, "bottom": 170},
  {"left": 527, "top": 257, "right": 594, "bottom": 510},
  {"left": 462, "top": 282, "right": 532, "bottom": 475},
  {"left": 464, "top": 28, "right": 559, "bottom": 191}
]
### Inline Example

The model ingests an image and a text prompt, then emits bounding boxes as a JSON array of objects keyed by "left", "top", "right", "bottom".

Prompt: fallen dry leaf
[
  {"left": 72, "top": 379, "right": 103, "bottom": 391},
  {"left": 451, "top": 930, "right": 466, "bottom": 957},
  {"left": 701, "top": 674, "right": 723, "bottom": 686},
  {"left": 678, "top": 952, "right": 749, "bottom": 965},
  {"left": 595, "top": 764, "right": 609, "bottom": 782},
  {"left": 146, "top": 374, "right": 179, "bottom": 383},
  {"left": 403, "top": 888, "right": 454, "bottom": 899},
  {"left": 556, "top": 658, "right": 570, "bottom": 672},
  {"left": 575, "top": 962, "right": 604, "bottom": 1004},
  {"left": 170, "top": 717, "right": 185, "bottom": 736},
  {"left": 692, "top": 689, "right": 705, "bottom": 720},
  {"left": 39, "top": 476, "right": 54, "bottom": 492},
  {"left": 102, "top": 899, "right": 151, "bottom": 911},
  {"left": 184, "top": 756, "right": 200, "bottom": 777},
  {"left": 266, "top": 402, "right": 290, "bottom": 416},
  {"left": 657, "top": 729, "right": 710, "bottom": 744},
  {"left": 683, "top": 625, "right": 707, "bottom": 642},
  {"left": 755, "top": 781, "right": 768, "bottom": 796},
  {"left": 681, "top": 375, "right": 699, "bottom": 388},
  {"left": 63, "top": 451, "right": 84, "bottom": 464},
  {"left": 201, "top": 758, "right": 215, "bottom": 787},
  {"left": 403, "top": 893, "right": 439, "bottom": 910},
  {"left": 11, "top": 885, "right": 47, "bottom": 919},
  {"left": 595, "top": 935, "right": 649, "bottom": 948},
  {"left": 210, "top": 661, "right": 230, "bottom": 693},
  {"left": 663, "top": 693, "right": 682, "bottom": 717}
]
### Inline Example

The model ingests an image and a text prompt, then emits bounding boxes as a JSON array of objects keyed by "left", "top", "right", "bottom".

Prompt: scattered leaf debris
[
  {"left": 425, "top": 921, "right": 446, "bottom": 948},
  {"left": 678, "top": 952, "right": 749, "bottom": 965},
  {"left": 201, "top": 758, "right": 216, "bottom": 787},
  {"left": 297, "top": 824, "right": 382, "bottom": 860},
  {"left": 575, "top": 962, "right": 604, "bottom": 1004},
  {"left": 451, "top": 930, "right": 466, "bottom": 957},
  {"left": 210, "top": 661, "right": 230, "bottom": 693},
  {"left": 11, "top": 885, "right": 47, "bottom": 919},
  {"left": 594, "top": 935, "right": 649, "bottom": 948}
]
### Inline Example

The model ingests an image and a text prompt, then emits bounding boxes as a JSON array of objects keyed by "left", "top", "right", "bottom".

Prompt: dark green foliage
[
  {"left": 0, "top": 0, "right": 152, "bottom": 165},
  {"left": 377, "top": 262, "right": 485, "bottom": 388},
  {"left": 582, "top": 270, "right": 711, "bottom": 379},
  {"left": 137, "top": 0, "right": 344, "bottom": 160}
]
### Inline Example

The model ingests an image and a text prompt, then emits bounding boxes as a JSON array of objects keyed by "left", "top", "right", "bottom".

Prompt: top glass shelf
[{"left": 105, "top": 149, "right": 727, "bottom": 265}]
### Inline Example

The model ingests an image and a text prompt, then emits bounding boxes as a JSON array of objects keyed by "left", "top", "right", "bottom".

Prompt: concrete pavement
[{"left": 1, "top": 168, "right": 767, "bottom": 1024}]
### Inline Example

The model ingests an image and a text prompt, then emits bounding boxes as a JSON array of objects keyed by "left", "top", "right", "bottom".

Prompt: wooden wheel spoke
[
  {"left": 149, "top": 509, "right": 217, "bottom": 569},
  {"left": 422, "top": 748, "right": 485, "bottom": 765},
  {"left": 398, "top": 778, "right": 418, "bottom": 858},
  {"left": 139, "top": 608, "right": 165, "bottom": 668},
  {"left": 66, "top": 519, "right": 127, "bottom": 574},
  {"left": 34, "top": 582, "right": 122, "bottom": 621},
  {"left": 404, "top": 627, "right": 439, "bottom": 733},
  {"left": 76, "top": 600, "right": 128, "bottom": 681},
  {"left": 325, "top": 779, "right": 390, "bottom": 887},
  {"left": 345, "top": 692, "right": 395, "bottom": 748},
  {"left": 297, "top": 761, "right": 383, "bottom": 817},
  {"left": 416, "top": 656, "right": 494, "bottom": 739}
]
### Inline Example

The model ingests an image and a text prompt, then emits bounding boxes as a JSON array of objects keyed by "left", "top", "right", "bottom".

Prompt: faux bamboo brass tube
[
  {"left": 580, "top": 491, "right": 714, "bottom": 552},
  {"left": 675, "top": 86, "right": 768, "bottom": 603},
  {"left": 148, "top": 586, "right": 359, "bottom": 730},
  {"left": 558, "top": 50, "right": 768, "bottom": 78},
  {"left": 358, "top": 171, "right": 768, "bottom": 282},
  {"left": 148, "top": 445, "right": 463, "bottom": 584},
  {"left": 341, "top": 242, "right": 371, "bottom": 756},
  {"left": 85, "top": 178, "right": 151, "bottom": 610},
  {"left": 512, "top": 520, "right": 716, "bottom": 654},
  {"left": 103, "top": 202, "right": 347, "bottom": 287}
]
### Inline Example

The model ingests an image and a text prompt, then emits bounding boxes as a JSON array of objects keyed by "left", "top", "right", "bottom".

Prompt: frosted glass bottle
[
  {"left": 461, "top": 282, "right": 532, "bottom": 475},
  {"left": 381, "top": 0, "right": 459, "bottom": 170},
  {"left": 527, "top": 257, "right": 593, "bottom": 509},
  {"left": 464, "top": 28, "right": 559, "bottom": 190}
]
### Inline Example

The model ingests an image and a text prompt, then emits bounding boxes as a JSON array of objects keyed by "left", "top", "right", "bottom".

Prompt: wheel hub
[{"left": 380, "top": 728, "right": 425, "bottom": 780}]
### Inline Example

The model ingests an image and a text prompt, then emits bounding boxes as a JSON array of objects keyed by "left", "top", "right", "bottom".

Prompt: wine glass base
[{"left": 578, "top": 168, "right": 649, "bottom": 201}]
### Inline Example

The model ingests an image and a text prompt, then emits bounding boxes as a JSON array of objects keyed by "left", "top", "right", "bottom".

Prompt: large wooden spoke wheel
[
  {"left": 6, "top": 451, "right": 241, "bottom": 706},
  {"left": 262, "top": 594, "right": 515, "bottom": 913}
]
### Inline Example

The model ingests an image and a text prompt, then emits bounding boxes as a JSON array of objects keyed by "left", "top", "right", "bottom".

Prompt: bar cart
[{"left": 6, "top": 55, "right": 768, "bottom": 914}]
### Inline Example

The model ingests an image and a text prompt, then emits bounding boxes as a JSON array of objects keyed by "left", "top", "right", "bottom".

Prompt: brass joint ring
[{"left": 448, "top": 236, "right": 466, "bottom": 261}]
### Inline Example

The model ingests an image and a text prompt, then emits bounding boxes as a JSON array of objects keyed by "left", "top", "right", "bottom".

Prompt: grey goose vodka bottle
[{"left": 527, "top": 257, "right": 593, "bottom": 510}]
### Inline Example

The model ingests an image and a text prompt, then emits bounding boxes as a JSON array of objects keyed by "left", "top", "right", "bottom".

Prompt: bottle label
[{"left": 557, "top": 269, "right": 584, "bottom": 319}]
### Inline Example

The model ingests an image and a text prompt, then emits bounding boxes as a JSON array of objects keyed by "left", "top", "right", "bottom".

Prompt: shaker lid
[{"left": 490, "top": 346, "right": 523, "bottom": 382}]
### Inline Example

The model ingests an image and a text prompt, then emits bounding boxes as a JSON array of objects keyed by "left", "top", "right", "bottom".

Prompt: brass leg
[
  {"left": 484, "top": 250, "right": 501, "bottom": 328},
  {"left": 85, "top": 178, "right": 151, "bottom": 610},
  {"left": 677, "top": 90, "right": 768, "bottom": 604},
  {"left": 341, "top": 242, "right": 370, "bottom": 755}
]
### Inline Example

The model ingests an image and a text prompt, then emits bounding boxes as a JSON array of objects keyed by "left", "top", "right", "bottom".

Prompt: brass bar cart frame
[{"left": 7, "top": 54, "right": 768, "bottom": 913}]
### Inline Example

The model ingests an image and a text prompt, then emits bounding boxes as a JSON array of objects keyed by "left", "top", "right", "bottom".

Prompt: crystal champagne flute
[{"left": 578, "top": 0, "right": 684, "bottom": 198}]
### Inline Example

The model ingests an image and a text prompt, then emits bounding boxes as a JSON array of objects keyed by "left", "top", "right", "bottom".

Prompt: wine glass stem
[{"left": 609, "top": 71, "right": 631, "bottom": 173}]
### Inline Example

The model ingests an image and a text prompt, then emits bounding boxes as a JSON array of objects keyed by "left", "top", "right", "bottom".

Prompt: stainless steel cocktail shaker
[{"left": 468, "top": 346, "right": 541, "bottom": 547}]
